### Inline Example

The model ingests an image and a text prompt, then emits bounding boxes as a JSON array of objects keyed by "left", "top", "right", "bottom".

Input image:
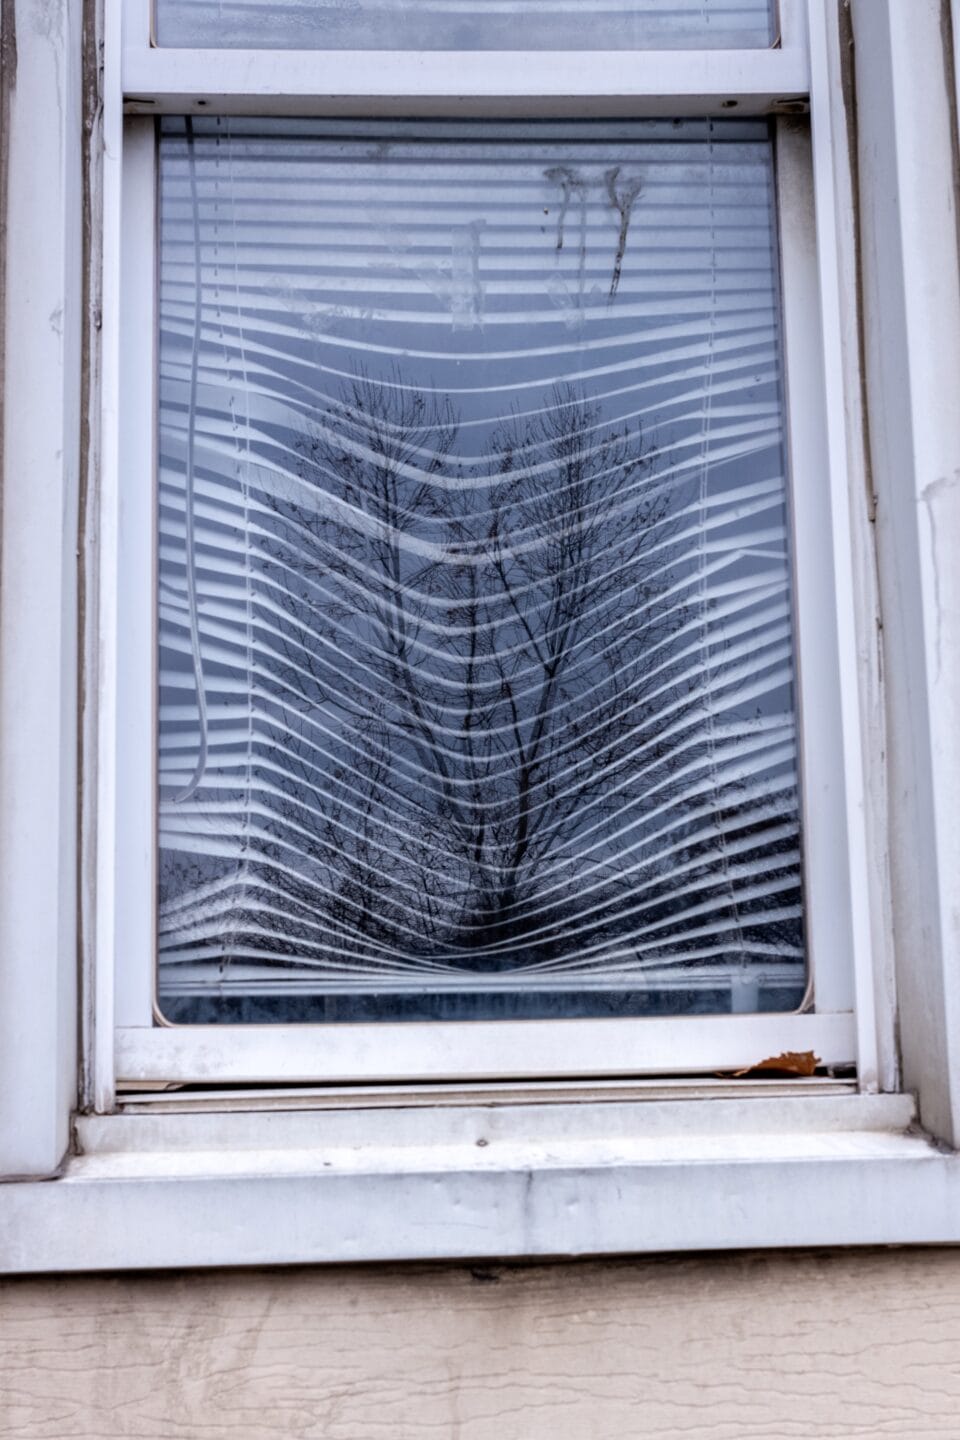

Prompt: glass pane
[
  {"left": 157, "top": 118, "right": 805, "bottom": 1024},
  {"left": 155, "top": 0, "right": 776, "bottom": 51}
]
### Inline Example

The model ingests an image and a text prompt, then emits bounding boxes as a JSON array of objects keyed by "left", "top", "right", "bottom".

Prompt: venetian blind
[{"left": 156, "top": 119, "right": 805, "bottom": 1024}]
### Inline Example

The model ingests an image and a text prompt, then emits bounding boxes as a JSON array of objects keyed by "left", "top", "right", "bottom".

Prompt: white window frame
[
  {"left": 4, "top": 0, "right": 960, "bottom": 1273},
  {"left": 99, "top": 0, "right": 873, "bottom": 1096}
]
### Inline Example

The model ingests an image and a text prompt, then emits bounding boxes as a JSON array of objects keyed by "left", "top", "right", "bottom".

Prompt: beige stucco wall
[{"left": 3, "top": 1248, "right": 960, "bottom": 1438}]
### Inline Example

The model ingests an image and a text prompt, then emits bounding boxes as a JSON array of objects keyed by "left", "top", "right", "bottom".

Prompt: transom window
[{"left": 153, "top": 0, "right": 778, "bottom": 51}]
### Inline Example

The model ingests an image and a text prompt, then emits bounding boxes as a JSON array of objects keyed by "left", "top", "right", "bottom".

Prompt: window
[
  {"left": 157, "top": 116, "right": 805, "bottom": 1029},
  {"left": 104, "top": 0, "right": 867, "bottom": 1089},
  {"left": 5, "top": 0, "right": 960, "bottom": 1273}
]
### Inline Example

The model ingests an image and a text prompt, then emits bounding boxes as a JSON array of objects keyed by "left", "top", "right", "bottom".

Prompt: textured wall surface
[{"left": 2, "top": 1248, "right": 960, "bottom": 1438}]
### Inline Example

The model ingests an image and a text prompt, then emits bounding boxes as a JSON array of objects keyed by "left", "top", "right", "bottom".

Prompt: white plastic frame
[
  {"left": 99, "top": 0, "right": 874, "bottom": 1096},
  {"left": 123, "top": 0, "right": 809, "bottom": 118}
]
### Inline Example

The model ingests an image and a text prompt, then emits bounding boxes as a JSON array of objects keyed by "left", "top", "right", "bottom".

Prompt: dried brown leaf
[{"left": 731, "top": 1049, "right": 820, "bottom": 1079}]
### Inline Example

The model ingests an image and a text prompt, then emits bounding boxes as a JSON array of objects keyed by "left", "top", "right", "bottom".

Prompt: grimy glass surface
[
  {"left": 157, "top": 118, "right": 805, "bottom": 1024},
  {"left": 155, "top": 0, "right": 776, "bottom": 50}
]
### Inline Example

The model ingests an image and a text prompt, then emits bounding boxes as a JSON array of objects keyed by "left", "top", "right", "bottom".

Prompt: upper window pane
[
  {"left": 157, "top": 118, "right": 804, "bottom": 1025},
  {"left": 154, "top": 0, "right": 777, "bottom": 51}
]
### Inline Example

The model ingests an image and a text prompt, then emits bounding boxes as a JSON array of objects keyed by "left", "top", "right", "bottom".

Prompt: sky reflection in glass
[{"left": 155, "top": 0, "right": 776, "bottom": 51}]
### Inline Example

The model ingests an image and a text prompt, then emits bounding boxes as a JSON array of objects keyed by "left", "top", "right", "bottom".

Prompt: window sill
[{"left": 3, "top": 1090, "right": 957, "bottom": 1273}]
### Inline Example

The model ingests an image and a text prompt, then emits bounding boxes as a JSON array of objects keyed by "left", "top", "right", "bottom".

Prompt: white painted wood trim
[
  {"left": 121, "top": 47, "right": 810, "bottom": 118},
  {"left": 803, "top": 0, "right": 878, "bottom": 1090},
  {"left": 775, "top": 120, "right": 856, "bottom": 1020},
  {"left": 10, "top": 1092, "right": 960, "bottom": 1275},
  {"left": 0, "top": 0, "right": 83, "bottom": 1177},
  {"left": 82, "top": 1090, "right": 917, "bottom": 1147},
  {"left": 813, "top": 0, "right": 899, "bottom": 1094},
  {"left": 850, "top": 0, "right": 960, "bottom": 1142},
  {"left": 777, "top": 0, "right": 808, "bottom": 51},
  {"left": 112, "top": 117, "right": 157, "bottom": 1037},
  {"left": 91, "top": 0, "right": 125, "bottom": 1116},
  {"left": 116, "top": 1012, "right": 855, "bottom": 1085}
]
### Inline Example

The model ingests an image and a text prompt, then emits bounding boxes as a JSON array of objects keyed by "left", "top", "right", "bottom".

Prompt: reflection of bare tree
[
  {"left": 238, "top": 370, "right": 460, "bottom": 968},
  {"left": 441, "top": 386, "right": 673, "bottom": 959},
  {"left": 257, "top": 371, "right": 700, "bottom": 973},
  {"left": 160, "top": 366, "right": 804, "bottom": 991}
]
